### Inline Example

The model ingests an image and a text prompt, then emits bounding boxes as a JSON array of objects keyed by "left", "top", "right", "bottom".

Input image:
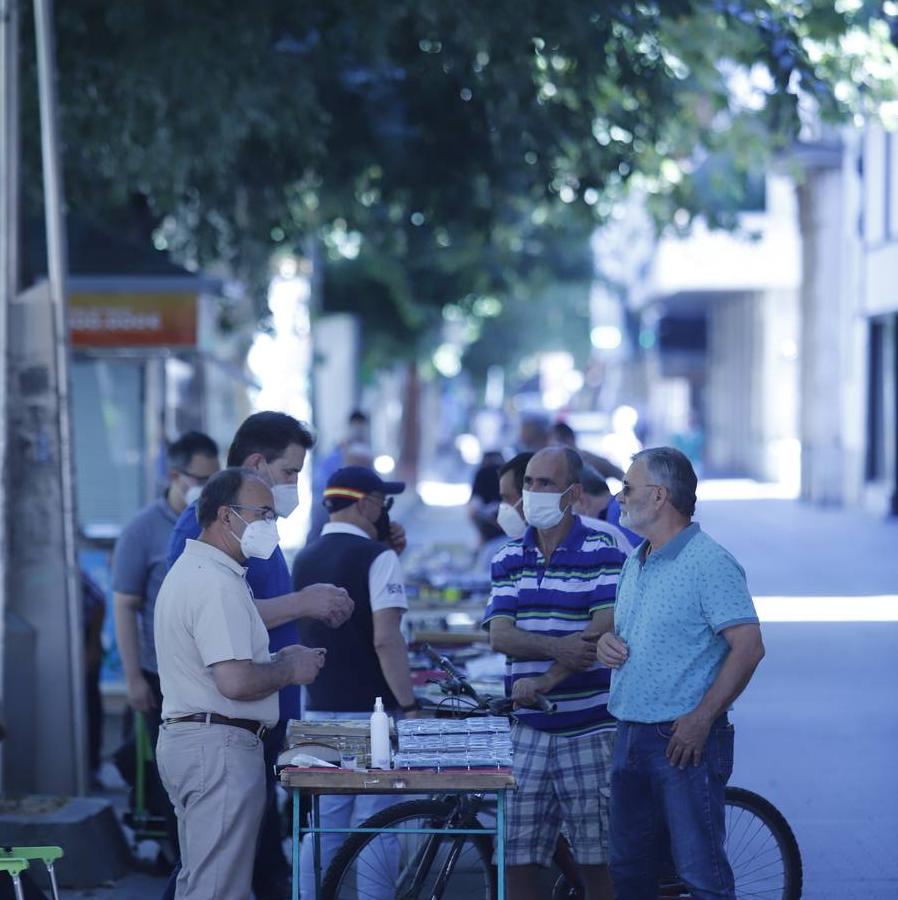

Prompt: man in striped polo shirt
[{"left": 483, "top": 446, "right": 626, "bottom": 900}]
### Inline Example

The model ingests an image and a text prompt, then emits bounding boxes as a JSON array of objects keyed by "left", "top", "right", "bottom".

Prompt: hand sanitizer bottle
[{"left": 370, "top": 696, "right": 391, "bottom": 770}]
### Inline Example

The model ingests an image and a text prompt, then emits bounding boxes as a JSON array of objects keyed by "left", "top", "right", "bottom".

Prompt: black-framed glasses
[
  {"left": 229, "top": 504, "right": 277, "bottom": 523},
  {"left": 179, "top": 468, "right": 213, "bottom": 485},
  {"left": 620, "top": 482, "right": 662, "bottom": 496}
]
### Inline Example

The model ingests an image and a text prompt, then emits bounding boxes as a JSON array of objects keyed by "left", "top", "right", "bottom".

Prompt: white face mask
[
  {"left": 230, "top": 511, "right": 280, "bottom": 560},
  {"left": 262, "top": 461, "right": 300, "bottom": 518},
  {"left": 271, "top": 483, "right": 299, "bottom": 518},
  {"left": 497, "top": 501, "right": 526, "bottom": 539},
  {"left": 184, "top": 484, "right": 203, "bottom": 507},
  {"left": 522, "top": 486, "right": 572, "bottom": 531}
]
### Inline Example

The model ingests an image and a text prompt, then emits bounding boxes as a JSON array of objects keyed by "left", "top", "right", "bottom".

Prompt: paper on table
[{"left": 288, "top": 752, "right": 338, "bottom": 768}]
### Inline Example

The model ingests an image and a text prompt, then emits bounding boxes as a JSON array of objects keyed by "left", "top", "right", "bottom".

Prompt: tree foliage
[{"left": 18, "top": 0, "right": 898, "bottom": 371}]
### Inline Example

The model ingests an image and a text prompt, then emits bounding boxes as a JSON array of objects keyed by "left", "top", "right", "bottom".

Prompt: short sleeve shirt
[
  {"left": 482, "top": 517, "right": 625, "bottom": 737},
  {"left": 154, "top": 540, "right": 279, "bottom": 726},
  {"left": 111, "top": 497, "right": 179, "bottom": 673},
  {"left": 167, "top": 502, "right": 301, "bottom": 720},
  {"left": 609, "top": 523, "right": 759, "bottom": 723},
  {"left": 320, "top": 522, "right": 408, "bottom": 612}
]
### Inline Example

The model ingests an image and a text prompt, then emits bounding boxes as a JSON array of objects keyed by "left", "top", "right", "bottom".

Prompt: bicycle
[{"left": 321, "top": 646, "right": 803, "bottom": 900}]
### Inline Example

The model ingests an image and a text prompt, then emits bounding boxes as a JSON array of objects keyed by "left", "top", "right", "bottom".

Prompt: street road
[{"left": 698, "top": 490, "right": 898, "bottom": 899}]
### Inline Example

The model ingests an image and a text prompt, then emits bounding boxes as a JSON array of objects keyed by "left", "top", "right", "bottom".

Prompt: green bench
[{"left": 0, "top": 847, "right": 63, "bottom": 900}]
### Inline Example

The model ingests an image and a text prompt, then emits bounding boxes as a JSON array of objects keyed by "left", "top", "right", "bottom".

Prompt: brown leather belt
[{"left": 164, "top": 712, "right": 268, "bottom": 739}]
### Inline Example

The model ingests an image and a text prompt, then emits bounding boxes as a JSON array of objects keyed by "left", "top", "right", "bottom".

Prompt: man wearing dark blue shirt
[{"left": 166, "top": 411, "right": 353, "bottom": 900}]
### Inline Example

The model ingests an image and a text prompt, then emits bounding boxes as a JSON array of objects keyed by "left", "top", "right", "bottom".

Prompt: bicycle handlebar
[
  {"left": 421, "top": 643, "right": 465, "bottom": 681},
  {"left": 420, "top": 642, "right": 556, "bottom": 715},
  {"left": 487, "top": 693, "right": 556, "bottom": 715}
]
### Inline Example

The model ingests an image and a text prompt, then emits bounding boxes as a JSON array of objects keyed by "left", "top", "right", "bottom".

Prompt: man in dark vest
[{"left": 292, "top": 465, "right": 419, "bottom": 899}]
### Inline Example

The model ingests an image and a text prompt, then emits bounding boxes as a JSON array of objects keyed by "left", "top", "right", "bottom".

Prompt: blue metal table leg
[
  {"left": 313, "top": 794, "right": 322, "bottom": 900},
  {"left": 292, "top": 788, "right": 300, "bottom": 900},
  {"left": 497, "top": 790, "right": 506, "bottom": 900}
]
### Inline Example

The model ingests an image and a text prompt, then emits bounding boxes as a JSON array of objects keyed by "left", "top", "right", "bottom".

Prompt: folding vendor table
[{"left": 280, "top": 767, "right": 516, "bottom": 900}]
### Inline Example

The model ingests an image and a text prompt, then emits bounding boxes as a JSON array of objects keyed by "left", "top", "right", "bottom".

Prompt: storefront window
[{"left": 72, "top": 357, "right": 145, "bottom": 536}]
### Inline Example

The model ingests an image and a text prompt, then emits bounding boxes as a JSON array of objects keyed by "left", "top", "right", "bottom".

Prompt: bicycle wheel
[
  {"left": 552, "top": 786, "right": 802, "bottom": 900},
  {"left": 725, "top": 787, "right": 802, "bottom": 900},
  {"left": 322, "top": 798, "right": 497, "bottom": 900},
  {"left": 659, "top": 787, "right": 803, "bottom": 899}
]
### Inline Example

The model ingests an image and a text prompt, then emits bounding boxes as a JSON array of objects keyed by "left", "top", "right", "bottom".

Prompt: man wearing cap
[{"left": 291, "top": 465, "right": 417, "bottom": 900}]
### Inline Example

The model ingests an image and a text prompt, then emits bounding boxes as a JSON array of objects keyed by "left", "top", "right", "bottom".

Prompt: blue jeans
[{"left": 609, "top": 716, "right": 735, "bottom": 900}]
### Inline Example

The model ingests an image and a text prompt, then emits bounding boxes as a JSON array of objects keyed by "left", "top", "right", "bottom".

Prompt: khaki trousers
[{"left": 157, "top": 721, "right": 266, "bottom": 900}]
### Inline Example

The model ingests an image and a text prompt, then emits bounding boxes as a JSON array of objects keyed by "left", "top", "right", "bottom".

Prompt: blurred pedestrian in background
[
  {"left": 81, "top": 569, "right": 107, "bottom": 785},
  {"left": 467, "top": 449, "right": 505, "bottom": 546},
  {"left": 308, "top": 409, "right": 374, "bottom": 542},
  {"left": 114, "top": 432, "right": 220, "bottom": 718},
  {"left": 111, "top": 431, "right": 220, "bottom": 839},
  {"left": 474, "top": 451, "right": 533, "bottom": 572},
  {"left": 551, "top": 420, "right": 624, "bottom": 480},
  {"left": 516, "top": 411, "right": 551, "bottom": 453}
]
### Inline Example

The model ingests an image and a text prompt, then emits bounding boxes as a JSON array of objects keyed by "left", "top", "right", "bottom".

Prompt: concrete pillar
[
  {"left": 5, "top": 281, "right": 85, "bottom": 794},
  {"left": 797, "top": 168, "right": 848, "bottom": 504},
  {"left": 707, "top": 292, "right": 757, "bottom": 476}
]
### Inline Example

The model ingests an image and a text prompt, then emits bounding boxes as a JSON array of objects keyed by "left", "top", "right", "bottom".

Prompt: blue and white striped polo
[{"left": 482, "top": 516, "right": 626, "bottom": 737}]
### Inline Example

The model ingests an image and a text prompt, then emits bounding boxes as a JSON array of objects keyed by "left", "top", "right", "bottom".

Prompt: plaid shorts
[{"left": 505, "top": 723, "right": 615, "bottom": 867}]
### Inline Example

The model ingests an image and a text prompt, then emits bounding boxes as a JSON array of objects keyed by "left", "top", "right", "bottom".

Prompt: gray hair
[{"left": 632, "top": 447, "right": 697, "bottom": 518}]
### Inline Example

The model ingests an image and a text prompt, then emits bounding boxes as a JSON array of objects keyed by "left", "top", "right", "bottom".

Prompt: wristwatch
[{"left": 399, "top": 699, "right": 421, "bottom": 713}]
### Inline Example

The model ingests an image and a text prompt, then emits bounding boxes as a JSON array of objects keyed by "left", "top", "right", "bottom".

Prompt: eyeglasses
[
  {"left": 179, "top": 468, "right": 213, "bottom": 485},
  {"left": 229, "top": 504, "right": 277, "bottom": 523},
  {"left": 366, "top": 495, "right": 394, "bottom": 511},
  {"left": 620, "top": 483, "right": 662, "bottom": 496}
]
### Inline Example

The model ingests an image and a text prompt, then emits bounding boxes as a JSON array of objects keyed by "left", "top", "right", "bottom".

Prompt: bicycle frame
[{"left": 397, "top": 796, "right": 487, "bottom": 900}]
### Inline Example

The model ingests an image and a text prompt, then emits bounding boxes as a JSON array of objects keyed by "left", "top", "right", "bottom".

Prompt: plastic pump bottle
[{"left": 370, "top": 696, "right": 391, "bottom": 770}]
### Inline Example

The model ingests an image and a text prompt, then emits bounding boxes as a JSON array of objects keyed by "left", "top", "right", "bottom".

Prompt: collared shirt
[
  {"left": 482, "top": 515, "right": 625, "bottom": 737},
  {"left": 320, "top": 522, "right": 407, "bottom": 611},
  {"left": 579, "top": 514, "right": 635, "bottom": 555},
  {"left": 155, "top": 539, "right": 279, "bottom": 726},
  {"left": 112, "top": 497, "right": 180, "bottom": 673},
  {"left": 609, "top": 522, "right": 759, "bottom": 723},
  {"left": 167, "top": 502, "right": 299, "bottom": 719}
]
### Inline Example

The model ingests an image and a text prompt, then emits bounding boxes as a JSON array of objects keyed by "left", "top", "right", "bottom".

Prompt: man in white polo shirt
[{"left": 155, "top": 467, "right": 326, "bottom": 900}]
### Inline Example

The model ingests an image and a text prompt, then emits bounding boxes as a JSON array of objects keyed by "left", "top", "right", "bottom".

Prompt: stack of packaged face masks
[{"left": 393, "top": 717, "right": 512, "bottom": 770}]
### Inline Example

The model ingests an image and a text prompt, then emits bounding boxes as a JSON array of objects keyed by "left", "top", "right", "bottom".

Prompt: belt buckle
[{"left": 256, "top": 724, "right": 268, "bottom": 739}]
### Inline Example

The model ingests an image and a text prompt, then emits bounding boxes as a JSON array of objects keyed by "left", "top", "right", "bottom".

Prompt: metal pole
[
  {"left": 0, "top": 0, "right": 21, "bottom": 791},
  {"left": 33, "top": 0, "right": 87, "bottom": 794},
  {"left": 292, "top": 789, "right": 300, "bottom": 900}
]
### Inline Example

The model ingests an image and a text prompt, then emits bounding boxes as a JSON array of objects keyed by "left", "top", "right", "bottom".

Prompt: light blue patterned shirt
[{"left": 609, "top": 523, "right": 758, "bottom": 723}]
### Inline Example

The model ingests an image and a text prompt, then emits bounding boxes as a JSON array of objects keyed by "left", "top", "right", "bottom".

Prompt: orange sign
[{"left": 68, "top": 291, "right": 197, "bottom": 347}]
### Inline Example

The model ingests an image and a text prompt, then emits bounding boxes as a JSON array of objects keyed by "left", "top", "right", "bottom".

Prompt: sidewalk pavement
[
  {"left": 72, "top": 483, "right": 897, "bottom": 898},
  {"left": 694, "top": 484, "right": 898, "bottom": 899}
]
